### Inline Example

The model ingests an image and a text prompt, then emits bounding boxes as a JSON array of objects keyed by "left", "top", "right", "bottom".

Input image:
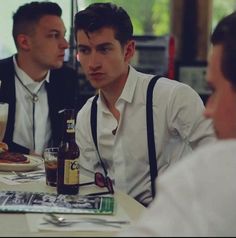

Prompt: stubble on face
[
  {"left": 76, "top": 28, "right": 130, "bottom": 94},
  {"left": 30, "top": 15, "right": 68, "bottom": 70}
]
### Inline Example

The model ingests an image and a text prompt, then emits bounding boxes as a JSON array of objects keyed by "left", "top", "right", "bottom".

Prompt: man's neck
[
  {"left": 100, "top": 69, "right": 129, "bottom": 121},
  {"left": 103, "top": 66, "right": 129, "bottom": 105},
  {"left": 16, "top": 54, "right": 49, "bottom": 82},
  {"left": 102, "top": 91, "right": 121, "bottom": 122}
]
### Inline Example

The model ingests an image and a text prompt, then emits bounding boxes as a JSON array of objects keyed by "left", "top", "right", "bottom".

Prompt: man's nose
[
  {"left": 60, "top": 37, "right": 69, "bottom": 49},
  {"left": 88, "top": 52, "right": 101, "bottom": 70}
]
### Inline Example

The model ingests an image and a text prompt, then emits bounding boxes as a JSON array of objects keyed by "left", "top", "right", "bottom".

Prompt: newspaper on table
[{"left": 0, "top": 191, "right": 115, "bottom": 214}]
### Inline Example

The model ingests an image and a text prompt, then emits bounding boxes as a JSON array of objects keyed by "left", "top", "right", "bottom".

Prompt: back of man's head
[
  {"left": 12, "top": 1, "right": 62, "bottom": 48},
  {"left": 211, "top": 11, "right": 236, "bottom": 89},
  {"left": 74, "top": 2, "right": 133, "bottom": 46}
]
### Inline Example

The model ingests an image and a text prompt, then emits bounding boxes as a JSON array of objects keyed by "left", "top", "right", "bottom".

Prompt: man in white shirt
[
  {"left": 118, "top": 11, "right": 236, "bottom": 236},
  {"left": 74, "top": 2, "right": 216, "bottom": 206},
  {"left": 0, "top": 2, "right": 79, "bottom": 155}
]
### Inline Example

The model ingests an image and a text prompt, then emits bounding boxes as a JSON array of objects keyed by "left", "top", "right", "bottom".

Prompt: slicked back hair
[
  {"left": 74, "top": 2, "right": 133, "bottom": 47},
  {"left": 12, "top": 1, "right": 62, "bottom": 48}
]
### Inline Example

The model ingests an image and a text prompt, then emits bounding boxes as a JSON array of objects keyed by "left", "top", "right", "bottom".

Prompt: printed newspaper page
[{"left": 0, "top": 191, "right": 114, "bottom": 214}]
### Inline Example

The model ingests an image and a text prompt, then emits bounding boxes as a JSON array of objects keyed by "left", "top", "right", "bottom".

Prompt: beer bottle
[{"left": 57, "top": 109, "right": 80, "bottom": 195}]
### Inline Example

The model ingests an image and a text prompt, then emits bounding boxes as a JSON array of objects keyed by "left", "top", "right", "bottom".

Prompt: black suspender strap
[
  {"left": 146, "top": 75, "right": 159, "bottom": 199},
  {"left": 90, "top": 94, "right": 108, "bottom": 176},
  {"left": 90, "top": 94, "right": 99, "bottom": 150},
  {"left": 90, "top": 75, "right": 159, "bottom": 199}
]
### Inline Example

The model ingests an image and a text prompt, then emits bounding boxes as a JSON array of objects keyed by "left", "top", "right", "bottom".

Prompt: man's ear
[
  {"left": 16, "top": 34, "right": 31, "bottom": 51},
  {"left": 124, "top": 40, "right": 136, "bottom": 62}
]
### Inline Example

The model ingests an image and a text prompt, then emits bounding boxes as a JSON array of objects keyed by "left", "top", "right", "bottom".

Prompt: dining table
[{"left": 0, "top": 159, "right": 145, "bottom": 237}]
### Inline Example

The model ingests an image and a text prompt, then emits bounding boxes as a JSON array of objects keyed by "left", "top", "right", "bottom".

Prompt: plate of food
[{"left": 0, "top": 151, "right": 43, "bottom": 172}]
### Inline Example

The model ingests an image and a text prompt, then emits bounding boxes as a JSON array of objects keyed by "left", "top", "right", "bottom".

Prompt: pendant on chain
[{"left": 32, "top": 94, "right": 39, "bottom": 103}]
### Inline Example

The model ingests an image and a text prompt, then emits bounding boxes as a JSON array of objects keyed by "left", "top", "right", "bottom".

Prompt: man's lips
[
  {"left": 89, "top": 73, "right": 105, "bottom": 79},
  {"left": 89, "top": 72, "right": 104, "bottom": 76},
  {"left": 58, "top": 54, "right": 65, "bottom": 59}
]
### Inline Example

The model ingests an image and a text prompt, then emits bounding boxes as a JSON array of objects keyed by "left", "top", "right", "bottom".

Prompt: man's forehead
[
  {"left": 77, "top": 28, "right": 117, "bottom": 46},
  {"left": 37, "top": 15, "right": 66, "bottom": 31},
  {"left": 78, "top": 27, "right": 115, "bottom": 39}
]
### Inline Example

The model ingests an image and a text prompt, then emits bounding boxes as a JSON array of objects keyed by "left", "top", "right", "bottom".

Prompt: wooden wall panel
[{"left": 170, "top": 0, "right": 213, "bottom": 62}]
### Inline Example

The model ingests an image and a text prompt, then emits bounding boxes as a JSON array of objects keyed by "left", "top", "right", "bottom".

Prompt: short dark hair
[
  {"left": 12, "top": 1, "right": 62, "bottom": 47},
  {"left": 74, "top": 2, "right": 133, "bottom": 46},
  {"left": 211, "top": 11, "right": 236, "bottom": 89}
]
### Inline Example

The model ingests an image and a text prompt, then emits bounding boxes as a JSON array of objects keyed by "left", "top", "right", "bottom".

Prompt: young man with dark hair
[
  {"left": 74, "top": 2, "right": 216, "bottom": 207},
  {"left": 0, "top": 1, "right": 79, "bottom": 155},
  {"left": 118, "top": 11, "right": 236, "bottom": 236}
]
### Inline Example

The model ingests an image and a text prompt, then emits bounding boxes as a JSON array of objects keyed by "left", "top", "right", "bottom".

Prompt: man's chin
[
  {"left": 88, "top": 79, "right": 102, "bottom": 89},
  {"left": 50, "top": 62, "right": 64, "bottom": 69}
]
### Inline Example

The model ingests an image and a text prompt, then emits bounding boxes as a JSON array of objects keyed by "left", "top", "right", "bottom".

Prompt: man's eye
[
  {"left": 48, "top": 33, "right": 59, "bottom": 38},
  {"left": 99, "top": 47, "right": 110, "bottom": 54},
  {"left": 78, "top": 48, "right": 90, "bottom": 54}
]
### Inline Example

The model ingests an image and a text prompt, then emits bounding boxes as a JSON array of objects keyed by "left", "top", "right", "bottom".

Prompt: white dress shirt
[
  {"left": 13, "top": 56, "right": 51, "bottom": 155},
  {"left": 118, "top": 140, "right": 236, "bottom": 237},
  {"left": 75, "top": 66, "right": 216, "bottom": 206}
]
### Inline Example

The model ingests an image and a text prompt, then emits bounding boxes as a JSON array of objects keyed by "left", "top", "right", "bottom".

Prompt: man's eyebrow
[
  {"left": 48, "top": 29, "right": 66, "bottom": 35},
  {"left": 96, "top": 42, "right": 113, "bottom": 47},
  {"left": 78, "top": 42, "right": 113, "bottom": 48},
  {"left": 77, "top": 44, "right": 89, "bottom": 48}
]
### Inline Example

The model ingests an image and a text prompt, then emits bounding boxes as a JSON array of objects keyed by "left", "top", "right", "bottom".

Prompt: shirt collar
[
  {"left": 118, "top": 65, "right": 138, "bottom": 104},
  {"left": 13, "top": 55, "right": 50, "bottom": 91},
  {"left": 98, "top": 65, "right": 138, "bottom": 106}
]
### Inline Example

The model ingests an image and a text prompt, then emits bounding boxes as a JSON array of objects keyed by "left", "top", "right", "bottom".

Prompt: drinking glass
[
  {"left": 0, "top": 103, "right": 9, "bottom": 141},
  {"left": 43, "top": 147, "right": 59, "bottom": 187}
]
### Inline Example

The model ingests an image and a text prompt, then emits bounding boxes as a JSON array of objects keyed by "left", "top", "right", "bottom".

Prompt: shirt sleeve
[{"left": 166, "top": 83, "right": 216, "bottom": 150}]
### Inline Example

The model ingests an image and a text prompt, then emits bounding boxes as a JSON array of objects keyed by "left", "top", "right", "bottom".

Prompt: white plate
[{"left": 0, "top": 155, "right": 43, "bottom": 172}]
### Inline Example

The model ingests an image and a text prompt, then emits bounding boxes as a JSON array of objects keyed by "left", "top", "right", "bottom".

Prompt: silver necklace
[
  {"left": 15, "top": 73, "right": 39, "bottom": 103},
  {"left": 15, "top": 72, "right": 42, "bottom": 150}
]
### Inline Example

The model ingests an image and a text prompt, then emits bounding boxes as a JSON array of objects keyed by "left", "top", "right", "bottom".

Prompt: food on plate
[
  {"left": 0, "top": 142, "right": 8, "bottom": 153},
  {"left": 0, "top": 152, "right": 29, "bottom": 164}
]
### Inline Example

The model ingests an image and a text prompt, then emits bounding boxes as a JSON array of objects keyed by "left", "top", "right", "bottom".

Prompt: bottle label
[
  {"left": 67, "top": 119, "right": 75, "bottom": 133},
  {"left": 64, "top": 158, "right": 79, "bottom": 185}
]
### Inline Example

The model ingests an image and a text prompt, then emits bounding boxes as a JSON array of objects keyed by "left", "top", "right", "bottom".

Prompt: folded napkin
[{"left": 0, "top": 170, "right": 45, "bottom": 185}]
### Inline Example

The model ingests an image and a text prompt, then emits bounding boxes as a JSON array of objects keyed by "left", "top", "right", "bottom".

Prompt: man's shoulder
[
  {"left": 150, "top": 76, "right": 201, "bottom": 102},
  {"left": 0, "top": 56, "right": 13, "bottom": 68},
  {"left": 76, "top": 95, "right": 95, "bottom": 127},
  {"left": 175, "top": 139, "right": 236, "bottom": 171},
  {"left": 159, "top": 139, "right": 236, "bottom": 186},
  {"left": 135, "top": 70, "right": 184, "bottom": 90},
  {"left": 0, "top": 57, "right": 14, "bottom": 80},
  {"left": 78, "top": 96, "right": 95, "bottom": 112},
  {"left": 192, "top": 139, "right": 236, "bottom": 157}
]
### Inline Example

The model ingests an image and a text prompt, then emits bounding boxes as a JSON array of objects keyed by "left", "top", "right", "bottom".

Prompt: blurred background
[{"left": 1, "top": 0, "right": 236, "bottom": 107}]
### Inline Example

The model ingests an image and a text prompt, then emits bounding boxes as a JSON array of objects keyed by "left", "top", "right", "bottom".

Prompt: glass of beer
[
  {"left": 0, "top": 103, "right": 8, "bottom": 141},
  {"left": 43, "top": 147, "right": 59, "bottom": 187}
]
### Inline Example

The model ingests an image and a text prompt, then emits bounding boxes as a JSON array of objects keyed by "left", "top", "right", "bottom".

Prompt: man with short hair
[
  {"left": 118, "top": 10, "right": 236, "bottom": 236},
  {"left": 0, "top": 1, "right": 79, "bottom": 155},
  {"left": 74, "top": 2, "right": 216, "bottom": 207}
]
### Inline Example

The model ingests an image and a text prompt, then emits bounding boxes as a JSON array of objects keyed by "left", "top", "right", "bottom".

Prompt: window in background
[
  {"left": 79, "top": 0, "right": 170, "bottom": 36},
  {"left": 2, "top": 0, "right": 236, "bottom": 60},
  {"left": 212, "top": 0, "right": 236, "bottom": 30},
  {"left": 0, "top": 0, "right": 71, "bottom": 59},
  {"left": 0, "top": 0, "right": 171, "bottom": 59}
]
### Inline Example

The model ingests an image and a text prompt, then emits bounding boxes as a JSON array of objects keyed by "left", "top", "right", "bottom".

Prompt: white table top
[{"left": 0, "top": 168, "right": 145, "bottom": 237}]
